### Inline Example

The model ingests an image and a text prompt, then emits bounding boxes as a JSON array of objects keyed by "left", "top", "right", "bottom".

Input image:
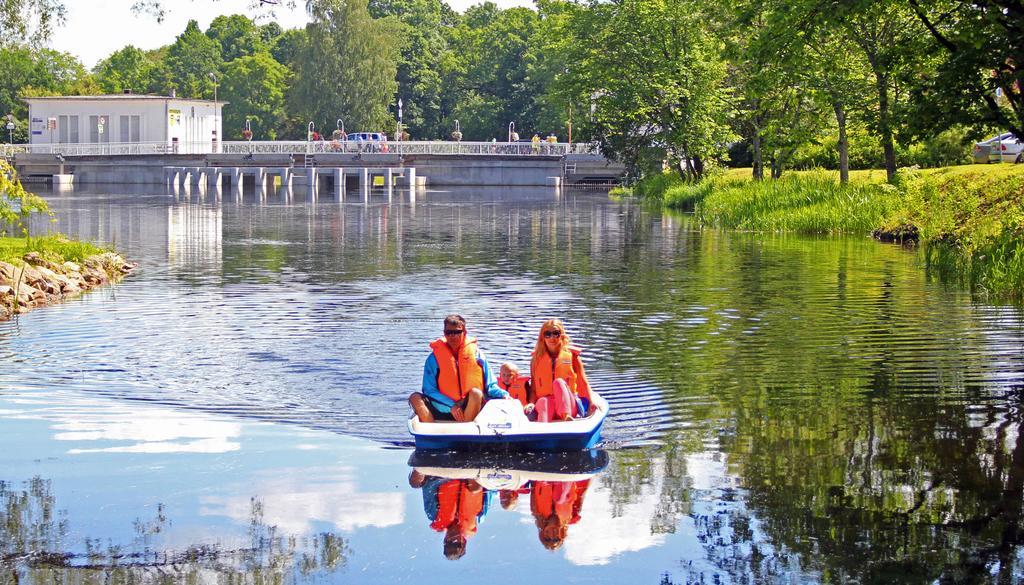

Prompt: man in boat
[{"left": 409, "top": 314, "right": 508, "bottom": 422}]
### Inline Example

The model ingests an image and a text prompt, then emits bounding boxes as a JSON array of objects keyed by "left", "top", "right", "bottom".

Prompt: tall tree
[
  {"left": 562, "top": 0, "right": 731, "bottom": 180},
  {"left": 368, "top": 0, "right": 454, "bottom": 139},
  {"left": 166, "top": 19, "right": 223, "bottom": 99},
  {"left": 291, "top": 0, "right": 402, "bottom": 133},
  {"left": 205, "top": 14, "right": 268, "bottom": 63},
  {"left": 93, "top": 46, "right": 156, "bottom": 94},
  {"left": 220, "top": 52, "right": 291, "bottom": 139},
  {"left": 906, "top": 0, "right": 1024, "bottom": 142}
]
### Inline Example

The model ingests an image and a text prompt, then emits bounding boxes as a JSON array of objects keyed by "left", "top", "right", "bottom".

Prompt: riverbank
[
  {"left": 622, "top": 165, "right": 1024, "bottom": 301},
  {"left": 0, "top": 235, "right": 136, "bottom": 321}
]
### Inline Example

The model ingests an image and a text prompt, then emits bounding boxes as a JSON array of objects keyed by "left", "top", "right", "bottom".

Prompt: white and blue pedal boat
[{"left": 408, "top": 392, "right": 609, "bottom": 451}]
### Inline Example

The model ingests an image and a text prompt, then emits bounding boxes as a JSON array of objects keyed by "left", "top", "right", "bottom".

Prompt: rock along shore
[{"left": 0, "top": 252, "right": 137, "bottom": 322}]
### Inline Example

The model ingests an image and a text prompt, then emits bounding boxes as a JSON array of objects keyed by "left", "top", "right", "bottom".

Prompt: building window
[
  {"left": 119, "top": 115, "right": 142, "bottom": 143},
  {"left": 89, "top": 115, "right": 111, "bottom": 143},
  {"left": 57, "top": 115, "right": 79, "bottom": 143}
]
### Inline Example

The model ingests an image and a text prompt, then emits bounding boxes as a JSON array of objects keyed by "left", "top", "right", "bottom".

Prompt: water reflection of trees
[
  {"left": 0, "top": 477, "right": 349, "bottom": 584},
  {"left": 581, "top": 209, "right": 1024, "bottom": 582}
]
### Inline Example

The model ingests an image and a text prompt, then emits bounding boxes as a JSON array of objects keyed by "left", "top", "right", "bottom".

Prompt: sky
[{"left": 50, "top": 0, "right": 533, "bottom": 69}]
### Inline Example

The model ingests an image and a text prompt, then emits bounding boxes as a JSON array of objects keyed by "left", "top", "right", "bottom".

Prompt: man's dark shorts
[{"left": 426, "top": 396, "right": 469, "bottom": 421}]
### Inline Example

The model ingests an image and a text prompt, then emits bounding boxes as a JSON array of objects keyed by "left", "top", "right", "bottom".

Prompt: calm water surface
[{"left": 2, "top": 185, "right": 1023, "bottom": 583}]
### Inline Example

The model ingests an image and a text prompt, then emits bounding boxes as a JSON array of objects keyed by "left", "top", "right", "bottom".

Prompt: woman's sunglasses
[{"left": 543, "top": 330, "right": 562, "bottom": 338}]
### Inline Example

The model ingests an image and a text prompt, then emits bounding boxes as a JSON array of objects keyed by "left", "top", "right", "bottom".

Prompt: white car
[{"left": 974, "top": 132, "right": 1023, "bottom": 163}]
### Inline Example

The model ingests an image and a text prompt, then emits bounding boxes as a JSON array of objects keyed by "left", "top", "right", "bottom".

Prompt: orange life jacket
[
  {"left": 531, "top": 346, "right": 589, "bottom": 400},
  {"left": 498, "top": 375, "right": 530, "bottom": 406},
  {"left": 430, "top": 337, "right": 485, "bottom": 402},
  {"left": 431, "top": 479, "right": 484, "bottom": 536}
]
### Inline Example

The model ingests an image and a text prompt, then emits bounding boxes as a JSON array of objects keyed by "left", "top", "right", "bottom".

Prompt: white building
[{"left": 23, "top": 93, "right": 225, "bottom": 154}]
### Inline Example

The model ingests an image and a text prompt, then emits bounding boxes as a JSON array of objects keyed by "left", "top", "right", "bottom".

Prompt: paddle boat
[
  {"left": 408, "top": 392, "right": 609, "bottom": 451},
  {"left": 408, "top": 449, "right": 609, "bottom": 488}
]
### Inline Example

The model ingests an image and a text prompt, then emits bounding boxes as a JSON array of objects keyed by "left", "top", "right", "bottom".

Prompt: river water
[{"left": 2, "top": 185, "right": 1023, "bottom": 583}]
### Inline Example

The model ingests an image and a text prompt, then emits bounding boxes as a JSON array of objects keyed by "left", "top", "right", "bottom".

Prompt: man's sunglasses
[
  {"left": 543, "top": 330, "right": 562, "bottom": 338},
  {"left": 444, "top": 329, "right": 466, "bottom": 336}
]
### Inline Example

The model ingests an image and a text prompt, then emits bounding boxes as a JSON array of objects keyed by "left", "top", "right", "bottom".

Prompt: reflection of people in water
[
  {"left": 409, "top": 470, "right": 492, "bottom": 560},
  {"left": 530, "top": 479, "right": 590, "bottom": 550}
]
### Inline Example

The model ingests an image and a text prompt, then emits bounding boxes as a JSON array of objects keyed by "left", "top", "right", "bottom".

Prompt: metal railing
[{"left": 3, "top": 140, "right": 601, "bottom": 158}]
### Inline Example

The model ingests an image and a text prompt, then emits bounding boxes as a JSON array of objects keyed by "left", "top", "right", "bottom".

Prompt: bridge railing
[{"left": 4, "top": 140, "right": 603, "bottom": 158}]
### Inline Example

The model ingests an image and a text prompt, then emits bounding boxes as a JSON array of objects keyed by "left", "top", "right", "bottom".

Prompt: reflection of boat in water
[
  {"left": 408, "top": 392, "right": 609, "bottom": 451},
  {"left": 408, "top": 449, "right": 608, "bottom": 489},
  {"left": 408, "top": 449, "right": 607, "bottom": 558}
]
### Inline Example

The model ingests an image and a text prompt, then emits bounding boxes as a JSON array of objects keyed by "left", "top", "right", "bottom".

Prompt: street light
[
  {"left": 396, "top": 98, "right": 403, "bottom": 142},
  {"left": 508, "top": 121, "right": 517, "bottom": 143},
  {"left": 336, "top": 118, "right": 345, "bottom": 139},
  {"left": 5, "top": 114, "right": 14, "bottom": 144},
  {"left": 451, "top": 119, "right": 462, "bottom": 142}
]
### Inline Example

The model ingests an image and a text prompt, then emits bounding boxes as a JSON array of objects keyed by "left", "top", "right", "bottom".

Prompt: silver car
[{"left": 974, "top": 132, "right": 1023, "bottom": 163}]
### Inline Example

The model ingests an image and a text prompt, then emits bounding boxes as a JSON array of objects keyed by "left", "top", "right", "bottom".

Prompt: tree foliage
[
  {"left": 166, "top": 19, "right": 223, "bottom": 99},
  {"left": 292, "top": 0, "right": 402, "bottom": 133},
  {"left": 562, "top": 0, "right": 731, "bottom": 180},
  {"left": 221, "top": 52, "right": 290, "bottom": 140}
]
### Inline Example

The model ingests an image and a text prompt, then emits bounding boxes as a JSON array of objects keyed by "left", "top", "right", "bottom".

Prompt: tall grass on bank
[
  {"left": 633, "top": 165, "right": 1024, "bottom": 302},
  {"left": 887, "top": 165, "right": 1024, "bottom": 301},
  {"left": 0, "top": 234, "right": 109, "bottom": 266},
  {"left": 637, "top": 170, "right": 902, "bottom": 234}
]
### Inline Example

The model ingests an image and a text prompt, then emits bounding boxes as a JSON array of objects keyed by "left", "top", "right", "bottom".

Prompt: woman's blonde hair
[{"left": 531, "top": 319, "right": 572, "bottom": 363}]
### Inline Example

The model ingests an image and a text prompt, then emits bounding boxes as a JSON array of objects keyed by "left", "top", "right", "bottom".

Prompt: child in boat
[
  {"left": 498, "top": 362, "right": 531, "bottom": 408},
  {"left": 529, "top": 319, "right": 593, "bottom": 422}
]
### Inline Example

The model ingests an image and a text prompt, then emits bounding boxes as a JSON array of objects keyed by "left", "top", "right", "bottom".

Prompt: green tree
[
  {"left": 446, "top": 6, "right": 544, "bottom": 140},
  {"left": 905, "top": 0, "right": 1024, "bottom": 143},
  {"left": 166, "top": 19, "right": 223, "bottom": 99},
  {"left": 270, "top": 27, "right": 306, "bottom": 69},
  {"left": 369, "top": 0, "right": 454, "bottom": 139},
  {"left": 93, "top": 46, "right": 155, "bottom": 94},
  {"left": 205, "top": 14, "right": 267, "bottom": 62},
  {"left": 562, "top": 0, "right": 731, "bottom": 180},
  {"left": 0, "top": 46, "right": 93, "bottom": 119},
  {"left": 0, "top": 0, "right": 65, "bottom": 47},
  {"left": 220, "top": 52, "right": 291, "bottom": 140},
  {"left": 291, "top": 0, "right": 402, "bottom": 134}
]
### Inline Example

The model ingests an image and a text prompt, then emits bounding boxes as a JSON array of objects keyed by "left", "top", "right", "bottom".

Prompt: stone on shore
[{"left": 0, "top": 250, "right": 136, "bottom": 322}]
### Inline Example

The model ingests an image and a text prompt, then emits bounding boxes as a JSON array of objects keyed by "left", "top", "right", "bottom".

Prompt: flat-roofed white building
[{"left": 23, "top": 93, "right": 225, "bottom": 154}]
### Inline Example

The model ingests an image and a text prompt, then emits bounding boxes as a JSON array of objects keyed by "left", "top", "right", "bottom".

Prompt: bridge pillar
[
  {"left": 333, "top": 168, "right": 345, "bottom": 202},
  {"left": 361, "top": 167, "right": 369, "bottom": 202}
]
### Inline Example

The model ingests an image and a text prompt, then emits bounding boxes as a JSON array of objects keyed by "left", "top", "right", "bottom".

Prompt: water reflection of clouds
[
  {"left": 560, "top": 466, "right": 669, "bottom": 566},
  {"left": 1, "top": 394, "right": 243, "bottom": 454},
  {"left": 200, "top": 466, "right": 404, "bottom": 533},
  {"left": 559, "top": 454, "right": 731, "bottom": 566}
]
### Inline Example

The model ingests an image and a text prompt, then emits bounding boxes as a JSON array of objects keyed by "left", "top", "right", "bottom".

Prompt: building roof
[{"left": 23, "top": 94, "right": 224, "bottom": 105}]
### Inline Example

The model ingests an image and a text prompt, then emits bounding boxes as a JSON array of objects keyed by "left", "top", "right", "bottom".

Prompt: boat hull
[{"left": 408, "top": 392, "right": 609, "bottom": 451}]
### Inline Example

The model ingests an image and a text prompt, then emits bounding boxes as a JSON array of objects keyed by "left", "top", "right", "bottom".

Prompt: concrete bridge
[{"left": 6, "top": 140, "right": 625, "bottom": 188}]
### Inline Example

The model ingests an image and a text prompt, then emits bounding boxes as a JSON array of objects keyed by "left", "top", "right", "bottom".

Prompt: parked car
[
  {"left": 346, "top": 132, "right": 389, "bottom": 152},
  {"left": 973, "top": 132, "right": 1023, "bottom": 163}
]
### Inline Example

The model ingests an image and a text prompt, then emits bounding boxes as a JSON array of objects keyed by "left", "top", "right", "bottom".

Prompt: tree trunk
[
  {"left": 770, "top": 153, "right": 782, "bottom": 179},
  {"left": 834, "top": 101, "right": 849, "bottom": 185},
  {"left": 874, "top": 72, "right": 897, "bottom": 181},
  {"left": 752, "top": 131, "right": 763, "bottom": 181}
]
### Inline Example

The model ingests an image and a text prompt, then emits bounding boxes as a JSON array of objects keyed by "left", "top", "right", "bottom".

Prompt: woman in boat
[{"left": 528, "top": 319, "right": 593, "bottom": 422}]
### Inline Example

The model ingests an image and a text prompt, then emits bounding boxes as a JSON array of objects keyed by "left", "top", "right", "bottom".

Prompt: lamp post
[
  {"left": 396, "top": 98, "right": 403, "bottom": 143},
  {"left": 451, "top": 119, "right": 462, "bottom": 142},
  {"left": 508, "top": 121, "right": 516, "bottom": 143},
  {"left": 209, "top": 72, "right": 219, "bottom": 152},
  {"left": 5, "top": 114, "right": 14, "bottom": 144},
  {"left": 336, "top": 118, "right": 345, "bottom": 138}
]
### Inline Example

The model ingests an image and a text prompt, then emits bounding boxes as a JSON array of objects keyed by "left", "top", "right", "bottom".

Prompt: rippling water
[{"left": 2, "top": 184, "right": 1023, "bottom": 583}]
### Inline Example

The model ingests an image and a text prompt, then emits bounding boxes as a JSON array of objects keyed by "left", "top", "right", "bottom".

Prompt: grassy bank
[
  {"left": 628, "top": 165, "right": 1024, "bottom": 301},
  {"left": 0, "top": 235, "right": 110, "bottom": 266}
]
